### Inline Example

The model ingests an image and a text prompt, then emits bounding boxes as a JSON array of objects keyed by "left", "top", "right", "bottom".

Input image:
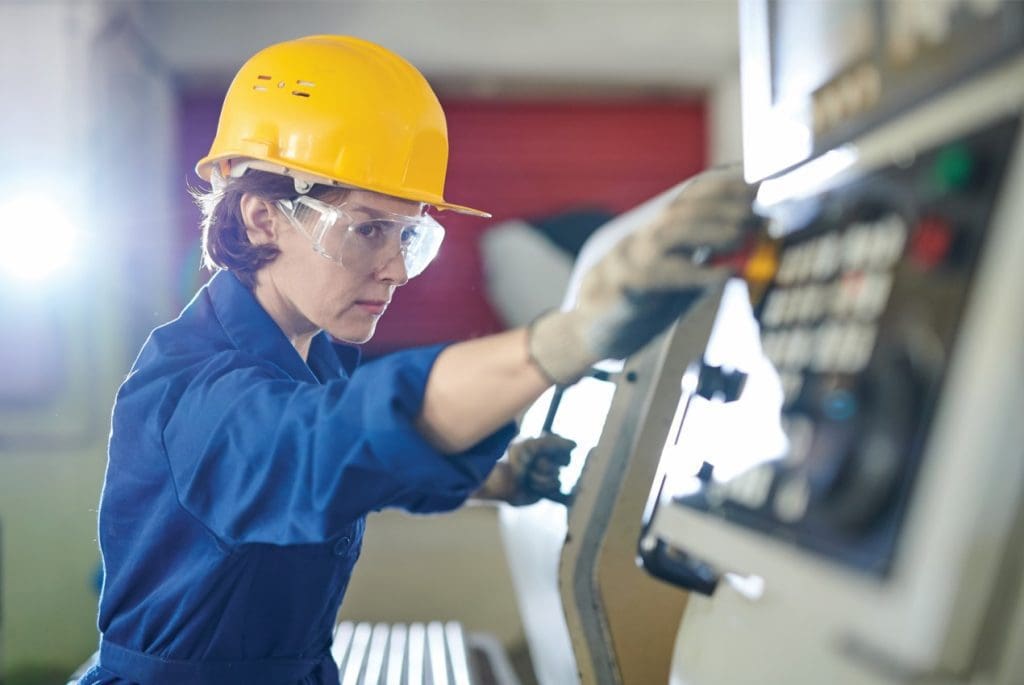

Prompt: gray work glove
[
  {"left": 475, "top": 434, "right": 576, "bottom": 506},
  {"left": 528, "top": 167, "right": 759, "bottom": 385}
]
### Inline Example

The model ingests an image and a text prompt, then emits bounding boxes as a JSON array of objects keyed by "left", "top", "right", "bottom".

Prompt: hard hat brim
[{"left": 432, "top": 201, "right": 492, "bottom": 219}]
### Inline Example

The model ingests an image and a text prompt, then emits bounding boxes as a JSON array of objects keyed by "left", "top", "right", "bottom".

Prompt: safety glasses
[{"left": 276, "top": 196, "right": 446, "bottom": 278}]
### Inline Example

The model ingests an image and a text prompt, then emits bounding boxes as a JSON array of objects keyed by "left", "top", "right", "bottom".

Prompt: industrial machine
[{"left": 503, "top": 1, "right": 1024, "bottom": 683}]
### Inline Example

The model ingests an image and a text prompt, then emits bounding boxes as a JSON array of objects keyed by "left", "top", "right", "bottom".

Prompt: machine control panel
[{"left": 659, "top": 117, "right": 1018, "bottom": 575}]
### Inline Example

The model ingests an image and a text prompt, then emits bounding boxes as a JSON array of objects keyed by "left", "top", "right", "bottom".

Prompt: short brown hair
[{"left": 193, "top": 170, "right": 342, "bottom": 289}]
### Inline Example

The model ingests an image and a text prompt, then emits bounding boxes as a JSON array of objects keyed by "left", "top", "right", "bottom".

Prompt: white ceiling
[{"left": 137, "top": 0, "right": 740, "bottom": 96}]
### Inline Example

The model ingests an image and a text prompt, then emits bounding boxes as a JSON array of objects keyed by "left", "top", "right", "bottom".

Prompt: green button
[{"left": 932, "top": 144, "right": 973, "bottom": 191}]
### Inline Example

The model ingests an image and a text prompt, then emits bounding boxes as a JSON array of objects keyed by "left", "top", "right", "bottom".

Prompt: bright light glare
[
  {"left": 665, "top": 283, "right": 789, "bottom": 488},
  {"left": 756, "top": 146, "right": 859, "bottom": 209},
  {"left": 0, "top": 195, "right": 78, "bottom": 282}
]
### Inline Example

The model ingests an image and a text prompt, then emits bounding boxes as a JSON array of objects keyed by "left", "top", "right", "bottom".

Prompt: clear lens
[{"left": 278, "top": 197, "right": 445, "bottom": 278}]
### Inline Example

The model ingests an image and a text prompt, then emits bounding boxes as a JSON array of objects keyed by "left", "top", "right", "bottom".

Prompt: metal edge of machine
[{"left": 557, "top": 288, "right": 726, "bottom": 684}]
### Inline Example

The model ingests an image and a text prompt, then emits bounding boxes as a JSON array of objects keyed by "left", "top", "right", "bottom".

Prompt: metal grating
[{"left": 332, "top": 621, "right": 480, "bottom": 685}]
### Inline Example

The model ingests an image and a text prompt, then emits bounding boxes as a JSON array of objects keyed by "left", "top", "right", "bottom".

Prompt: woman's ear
[{"left": 239, "top": 193, "right": 281, "bottom": 246}]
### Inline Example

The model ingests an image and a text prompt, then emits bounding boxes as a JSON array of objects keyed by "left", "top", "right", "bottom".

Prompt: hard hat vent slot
[
  {"left": 292, "top": 91, "right": 312, "bottom": 98},
  {"left": 257, "top": 75, "right": 272, "bottom": 80},
  {"left": 253, "top": 86, "right": 268, "bottom": 92},
  {"left": 296, "top": 80, "right": 316, "bottom": 87}
]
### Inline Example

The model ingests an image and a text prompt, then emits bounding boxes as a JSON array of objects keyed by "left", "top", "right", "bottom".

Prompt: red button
[{"left": 909, "top": 217, "right": 954, "bottom": 269}]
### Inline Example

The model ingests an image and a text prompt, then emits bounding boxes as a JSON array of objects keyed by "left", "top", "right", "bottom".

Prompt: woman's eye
[
  {"left": 353, "top": 221, "right": 385, "bottom": 238},
  {"left": 400, "top": 227, "right": 419, "bottom": 244}
]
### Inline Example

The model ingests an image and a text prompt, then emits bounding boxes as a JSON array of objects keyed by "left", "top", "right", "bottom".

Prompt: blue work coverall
[{"left": 80, "top": 270, "right": 516, "bottom": 684}]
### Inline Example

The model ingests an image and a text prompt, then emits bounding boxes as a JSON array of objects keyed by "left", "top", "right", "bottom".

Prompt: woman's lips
[{"left": 355, "top": 301, "right": 388, "bottom": 315}]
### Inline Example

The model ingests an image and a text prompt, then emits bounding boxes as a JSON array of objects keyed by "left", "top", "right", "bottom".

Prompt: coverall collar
[{"left": 207, "top": 270, "right": 357, "bottom": 382}]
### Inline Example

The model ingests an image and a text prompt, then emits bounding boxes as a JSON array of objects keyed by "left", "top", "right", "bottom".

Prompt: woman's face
[{"left": 257, "top": 188, "right": 423, "bottom": 344}]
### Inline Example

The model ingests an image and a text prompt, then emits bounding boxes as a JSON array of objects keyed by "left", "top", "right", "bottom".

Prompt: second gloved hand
[
  {"left": 474, "top": 434, "right": 576, "bottom": 506},
  {"left": 528, "top": 166, "right": 760, "bottom": 385}
]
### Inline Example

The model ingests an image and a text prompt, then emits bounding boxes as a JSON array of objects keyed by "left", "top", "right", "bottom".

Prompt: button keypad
[{"left": 760, "top": 214, "right": 907, "bottom": 406}]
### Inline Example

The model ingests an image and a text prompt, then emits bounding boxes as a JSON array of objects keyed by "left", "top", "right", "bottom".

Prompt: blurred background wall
[{"left": 0, "top": 2, "right": 742, "bottom": 682}]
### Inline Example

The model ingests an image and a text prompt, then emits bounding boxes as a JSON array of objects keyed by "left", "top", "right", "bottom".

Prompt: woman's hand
[
  {"left": 528, "top": 166, "right": 760, "bottom": 384},
  {"left": 473, "top": 434, "right": 576, "bottom": 505}
]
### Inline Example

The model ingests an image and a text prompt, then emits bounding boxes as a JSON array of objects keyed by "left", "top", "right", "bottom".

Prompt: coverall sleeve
[{"left": 161, "top": 345, "right": 516, "bottom": 546}]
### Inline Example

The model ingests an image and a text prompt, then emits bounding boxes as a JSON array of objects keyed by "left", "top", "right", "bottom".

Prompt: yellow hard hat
[{"left": 196, "top": 35, "right": 489, "bottom": 218}]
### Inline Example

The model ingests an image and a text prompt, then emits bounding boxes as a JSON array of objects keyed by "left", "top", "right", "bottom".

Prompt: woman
[{"left": 81, "top": 35, "right": 757, "bottom": 684}]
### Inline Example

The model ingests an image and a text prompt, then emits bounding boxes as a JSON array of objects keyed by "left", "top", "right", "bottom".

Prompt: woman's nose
[{"left": 376, "top": 248, "right": 409, "bottom": 285}]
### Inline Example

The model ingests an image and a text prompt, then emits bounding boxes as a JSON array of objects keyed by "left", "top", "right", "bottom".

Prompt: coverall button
[{"left": 334, "top": 537, "right": 352, "bottom": 555}]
